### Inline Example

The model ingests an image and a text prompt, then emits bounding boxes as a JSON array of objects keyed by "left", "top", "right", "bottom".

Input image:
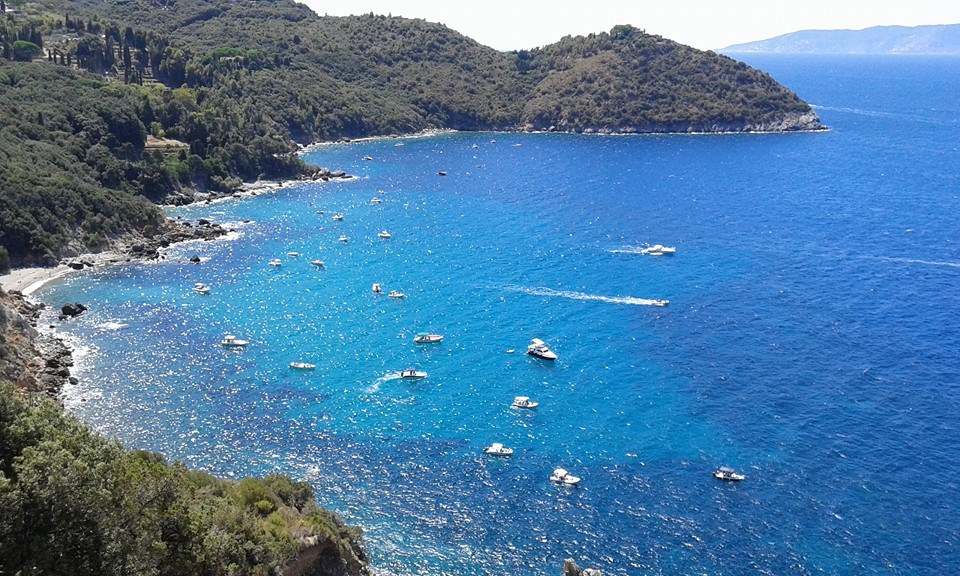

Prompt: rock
[
  {"left": 189, "top": 256, "right": 201, "bottom": 263},
  {"left": 67, "top": 261, "right": 84, "bottom": 270},
  {"left": 197, "top": 218, "right": 211, "bottom": 226},
  {"left": 330, "top": 170, "right": 346, "bottom": 178},
  {"left": 69, "top": 377, "right": 79, "bottom": 385},
  {"left": 562, "top": 559, "right": 602, "bottom": 576},
  {"left": 60, "top": 303, "right": 87, "bottom": 318}
]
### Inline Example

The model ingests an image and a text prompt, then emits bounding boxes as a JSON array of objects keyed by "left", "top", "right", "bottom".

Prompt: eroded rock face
[{"left": 1, "top": 289, "right": 72, "bottom": 397}]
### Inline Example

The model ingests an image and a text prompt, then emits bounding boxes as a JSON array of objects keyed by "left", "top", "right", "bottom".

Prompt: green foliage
[
  {"left": 0, "top": 382, "right": 365, "bottom": 575},
  {"left": 0, "top": 63, "right": 163, "bottom": 267},
  {"left": 11, "top": 40, "right": 41, "bottom": 61}
]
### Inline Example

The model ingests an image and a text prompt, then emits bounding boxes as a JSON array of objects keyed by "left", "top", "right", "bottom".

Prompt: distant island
[{"left": 722, "top": 23, "right": 960, "bottom": 55}]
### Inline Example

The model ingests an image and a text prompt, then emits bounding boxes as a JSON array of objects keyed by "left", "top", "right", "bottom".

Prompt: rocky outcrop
[
  {"left": 281, "top": 532, "right": 370, "bottom": 576},
  {"left": 0, "top": 289, "right": 73, "bottom": 397},
  {"left": 60, "top": 302, "right": 87, "bottom": 319},
  {"left": 562, "top": 558, "right": 603, "bottom": 576},
  {"left": 525, "top": 110, "right": 824, "bottom": 135}
]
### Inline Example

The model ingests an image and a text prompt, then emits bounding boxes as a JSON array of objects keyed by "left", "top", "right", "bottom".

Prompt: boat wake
[
  {"left": 812, "top": 105, "right": 955, "bottom": 125},
  {"left": 366, "top": 372, "right": 404, "bottom": 393},
  {"left": 501, "top": 285, "right": 668, "bottom": 307},
  {"left": 98, "top": 321, "right": 129, "bottom": 331},
  {"left": 608, "top": 246, "right": 647, "bottom": 255},
  {"left": 877, "top": 256, "right": 960, "bottom": 269}
]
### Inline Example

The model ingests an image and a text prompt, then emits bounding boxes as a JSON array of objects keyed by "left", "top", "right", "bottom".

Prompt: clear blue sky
[{"left": 301, "top": 0, "right": 960, "bottom": 51}]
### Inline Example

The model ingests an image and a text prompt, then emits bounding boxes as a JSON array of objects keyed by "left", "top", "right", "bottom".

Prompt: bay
[{"left": 41, "top": 55, "right": 960, "bottom": 575}]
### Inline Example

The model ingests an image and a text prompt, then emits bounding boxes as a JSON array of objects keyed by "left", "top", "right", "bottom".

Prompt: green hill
[{"left": 0, "top": 0, "right": 822, "bottom": 266}]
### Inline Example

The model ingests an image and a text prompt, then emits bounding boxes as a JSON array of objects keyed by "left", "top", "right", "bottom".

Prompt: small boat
[
  {"left": 371, "top": 197, "right": 383, "bottom": 204},
  {"left": 378, "top": 230, "right": 392, "bottom": 239},
  {"left": 338, "top": 235, "right": 348, "bottom": 243},
  {"left": 315, "top": 210, "right": 325, "bottom": 214},
  {"left": 372, "top": 283, "right": 382, "bottom": 293},
  {"left": 713, "top": 466, "right": 746, "bottom": 481},
  {"left": 220, "top": 334, "right": 249, "bottom": 347},
  {"left": 527, "top": 338, "right": 557, "bottom": 361},
  {"left": 483, "top": 443, "right": 514, "bottom": 456},
  {"left": 362, "top": 156, "right": 373, "bottom": 161},
  {"left": 268, "top": 258, "right": 283, "bottom": 267},
  {"left": 311, "top": 260, "right": 325, "bottom": 267},
  {"left": 332, "top": 214, "right": 344, "bottom": 221},
  {"left": 438, "top": 171, "right": 447, "bottom": 176},
  {"left": 287, "top": 251, "right": 299, "bottom": 257},
  {"left": 413, "top": 333, "right": 444, "bottom": 344},
  {"left": 511, "top": 396, "right": 539, "bottom": 409},
  {"left": 642, "top": 244, "right": 677, "bottom": 256},
  {"left": 550, "top": 468, "right": 581, "bottom": 486},
  {"left": 388, "top": 290, "right": 406, "bottom": 298},
  {"left": 650, "top": 299, "right": 669, "bottom": 307},
  {"left": 290, "top": 362, "right": 316, "bottom": 370},
  {"left": 378, "top": 189, "right": 386, "bottom": 195},
  {"left": 192, "top": 282, "right": 211, "bottom": 294},
  {"left": 394, "top": 142, "right": 404, "bottom": 147},
  {"left": 400, "top": 369, "right": 427, "bottom": 379}
]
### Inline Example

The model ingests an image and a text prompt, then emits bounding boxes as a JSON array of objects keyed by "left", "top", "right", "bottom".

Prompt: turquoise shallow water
[{"left": 40, "top": 55, "right": 960, "bottom": 575}]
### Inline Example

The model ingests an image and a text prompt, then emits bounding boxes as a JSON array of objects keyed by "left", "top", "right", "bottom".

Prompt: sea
[{"left": 38, "top": 55, "right": 960, "bottom": 575}]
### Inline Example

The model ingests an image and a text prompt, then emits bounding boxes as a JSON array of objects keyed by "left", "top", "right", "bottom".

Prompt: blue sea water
[{"left": 39, "top": 55, "right": 960, "bottom": 575}]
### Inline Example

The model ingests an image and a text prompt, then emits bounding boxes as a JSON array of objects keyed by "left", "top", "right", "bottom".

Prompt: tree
[{"left": 11, "top": 41, "right": 41, "bottom": 61}]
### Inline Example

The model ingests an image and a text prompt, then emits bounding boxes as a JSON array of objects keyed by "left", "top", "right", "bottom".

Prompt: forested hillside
[
  {"left": 1, "top": 0, "right": 821, "bottom": 269},
  {"left": 0, "top": 379, "right": 368, "bottom": 576}
]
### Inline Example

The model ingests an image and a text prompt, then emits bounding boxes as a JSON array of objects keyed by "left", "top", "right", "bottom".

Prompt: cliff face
[{"left": 0, "top": 289, "right": 73, "bottom": 397}]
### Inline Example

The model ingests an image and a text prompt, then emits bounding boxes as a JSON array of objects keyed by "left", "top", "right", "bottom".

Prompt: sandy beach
[{"left": 0, "top": 251, "right": 125, "bottom": 296}]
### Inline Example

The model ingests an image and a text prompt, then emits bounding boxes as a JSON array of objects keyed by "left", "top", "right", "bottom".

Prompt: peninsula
[{"left": 1, "top": 0, "right": 821, "bottom": 270}]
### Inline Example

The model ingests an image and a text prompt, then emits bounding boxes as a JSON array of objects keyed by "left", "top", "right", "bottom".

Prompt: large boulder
[{"left": 60, "top": 303, "right": 87, "bottom": 318}]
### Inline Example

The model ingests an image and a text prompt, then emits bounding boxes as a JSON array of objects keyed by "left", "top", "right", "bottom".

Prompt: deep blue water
[{"left": 40, "top": 55, "right": 960, "bottom": 575}]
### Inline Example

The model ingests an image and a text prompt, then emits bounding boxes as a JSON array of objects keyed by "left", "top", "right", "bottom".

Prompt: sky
[{"left": 300, "top": 1, "right": 960, "bottom": 51}]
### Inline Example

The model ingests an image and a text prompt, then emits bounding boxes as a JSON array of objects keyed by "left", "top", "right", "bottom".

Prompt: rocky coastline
[{"left": 0, "top": 216, "right": 231, "bottom": 400}]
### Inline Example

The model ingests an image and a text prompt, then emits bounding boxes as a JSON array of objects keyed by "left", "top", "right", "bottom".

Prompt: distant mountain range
[{"left": 722, "top": 24, "right": 960, "bottom": 55}]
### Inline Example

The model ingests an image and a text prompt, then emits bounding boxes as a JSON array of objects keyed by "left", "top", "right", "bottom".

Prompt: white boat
[
  {"left": 527, "top": 338, "right": 557, "bottom": 361},
  {"left": 311, "top": 260, "right": 325, "bottom": 267},
  {"left": 650, "top": 299, "right": 669, "bottom": 307},
  {"left": 378, "top": 230, "right": 391, "bottom": 239},
  {"left": 372, "top": 283, "right": 382, "bottom": 293},
  {"left": 268, "top": 258, "right": 283, "bottom": 266},
  {"left": 192, "top": 282, "right": 211, "bottom": 294},
  {"left": 338, "top": 235, "right": 348, "bottom": 243},
  {"left": 413, "top": 333, "right": 443, "bottom": 343},
  {"left": 220, "top": 334, "right": 249, "bottom": 347},
  {"left": 290, "top": 362, "right": 316, "bottom": 370},
  {"left": 287, "top": 251, "right": 299, "bottom": 257},
  {"left": 388, "top": 290, "right": 406, "bottom": 298},
  {"left": 483, "top": 443, "right": 514, "bottom": 456},
  {"left": 642, "top": 244, "right": 677, "bottom": 256},
  {"left": 511, "top": 396, "right": 539, "bottom": 409},
  {"left": 371, "top": 197, "right": 383, "bottom": 204},
  {"left": 362, "top": 156, "right": 373, "bottom": 161},
  {"left": 400, "top": 369, "right": 427, "bottom": 379},
  {"left": 550, "top": 468, "right": 581, "bottom": 486},
  {"left": 332, "top": 214, "right": 344, "bottom": 221},
  {"left": 713, "top": 466, "right": 746, "bottom": 481}
]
